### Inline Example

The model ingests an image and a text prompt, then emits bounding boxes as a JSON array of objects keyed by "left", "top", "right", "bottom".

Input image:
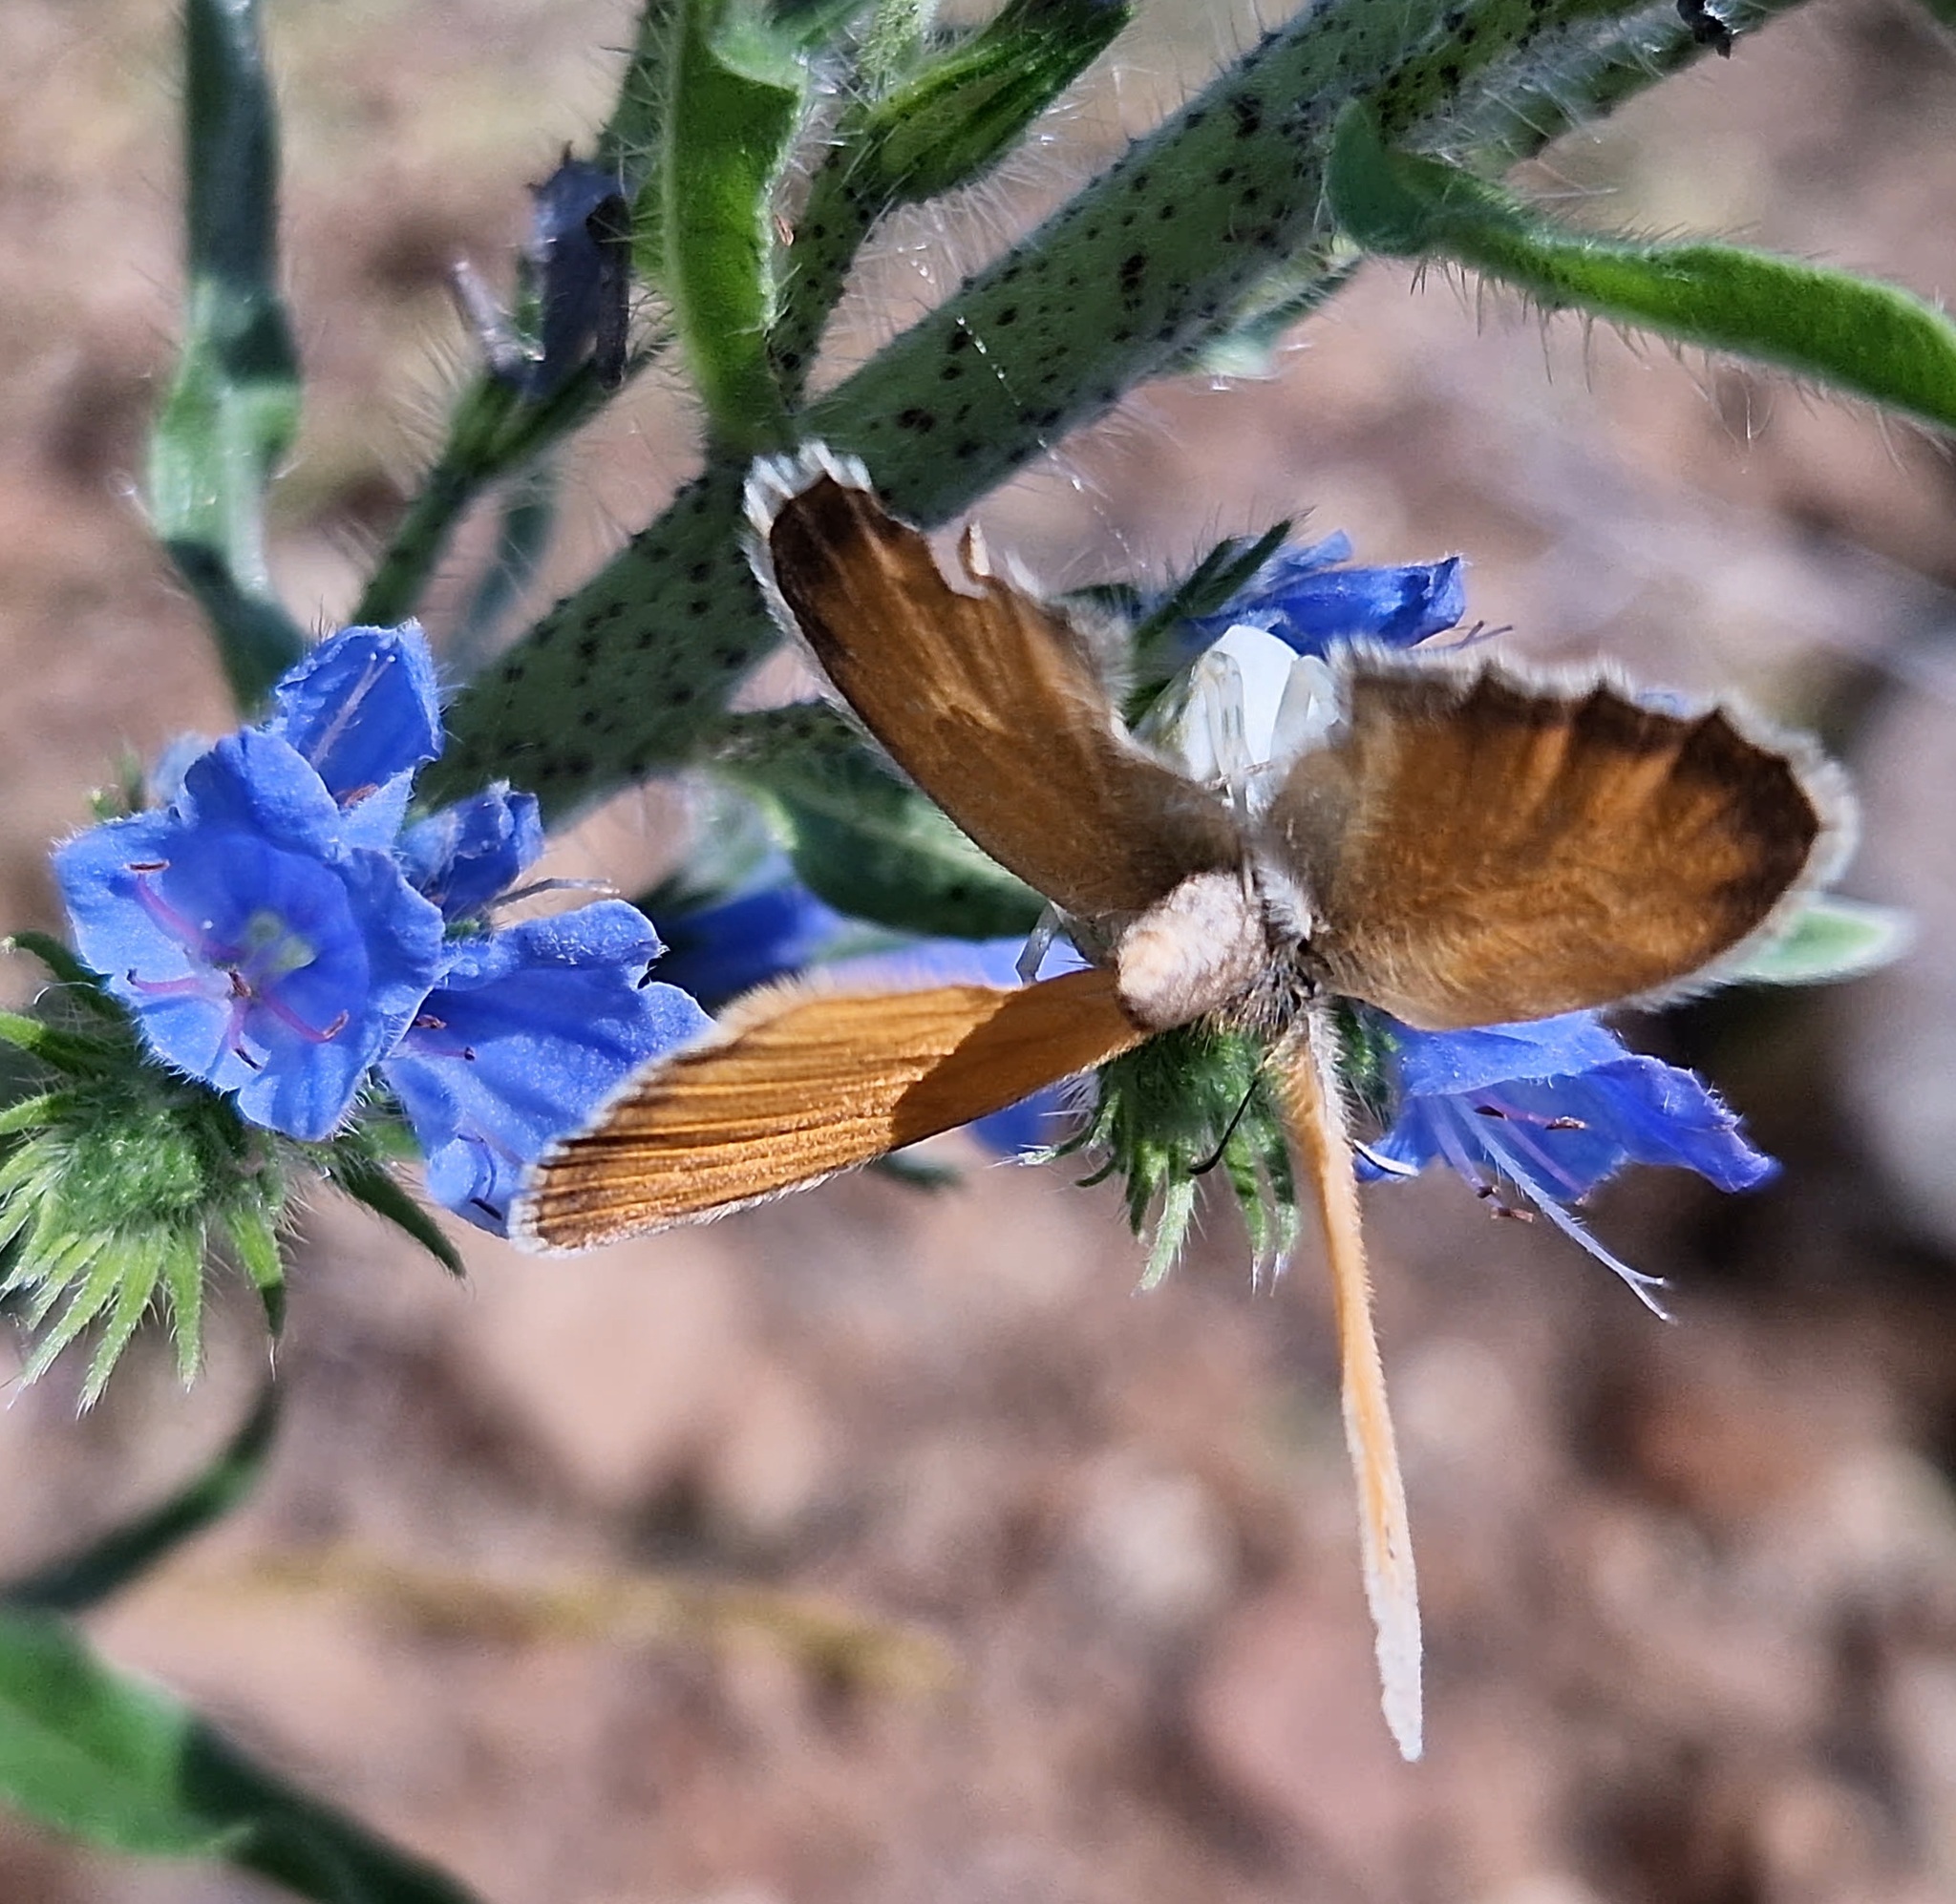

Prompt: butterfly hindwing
[{"left": 1260, "top": 650, "right": 1847, "bottom": 1030}]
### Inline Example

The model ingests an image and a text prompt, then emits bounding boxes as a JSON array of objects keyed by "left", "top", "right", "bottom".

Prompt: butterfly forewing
[
  {"left": 1264, "top": 652, "right": 1843, "bottom": 1030},
  {"left": 514, "top": 967, "right": 1145, "bottom": 1251},
  {"left": 754, "top": 458, "right": 1240, "bottom": 920}
]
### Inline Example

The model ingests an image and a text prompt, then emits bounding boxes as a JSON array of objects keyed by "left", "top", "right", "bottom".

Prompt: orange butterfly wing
[
  {"left": 1262, "top": 650, "right": 1847, "bottom": 1029},
  {"left": 512, "top": 967, "right": 1145, "bottom": 1251},
  {"left": 753, "top": 456, "right": 1240, "bottom": 921}
]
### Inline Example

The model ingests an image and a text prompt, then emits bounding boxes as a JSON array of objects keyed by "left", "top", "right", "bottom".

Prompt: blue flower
[
  {"left": 55, "top": 727, "right": 447, "bottom": 1141},
  {"left": 382, "top": 900, "right": 711, "bottom": 1234},
  {"left": 1184, "top": 531, "right": 1467, "bottom": 661},
  {"left": 266, "top": 622, "right": 444, "bottom": 850},
  {"left": 1356, "top": 1009, "right": 1775, "bottom": 1313},
  {"left": 387, "top": 782, "right": 713, "bottom": 1236},
  {"left": 55, "top": 622, "right": 714, "bottom": 1226},
  {"left": 653, "top": 881, "right": 857, "bottom": 1010}
]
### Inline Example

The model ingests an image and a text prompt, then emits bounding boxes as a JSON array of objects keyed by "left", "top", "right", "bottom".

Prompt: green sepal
[
  {"left": 0, "top": 1608, "right": 480, "bottom": 1898},
  {"left": 1728, "top": 895, "right": 1913, "bottom": 987},
  {"left": 0, "top": 991, "right": 291, "bottom": 1401},
  {"left": 7, "top": 934, "right": 119, "bottom": 1005},
  {"left": 4, "top": 1385, "right": 280, "bottom": 1616},
  {"left": 663, "top": 0, "right": 806, "bottom": 453},
  {"left": 597, "top": 0, "right": 679, "bottom": 184},
  {"left": 0, "top": 1011, "right": 121, "bottom": 1081},
  {"left": 712, "top": 706, "right": 1046, "bottom": 939},
  {"left": 222, "top": 1200, "right": 287, "bottom": 1339},
  {"left": 769, "top": 0, "right": 876, "bottom": 49},
  {"left": 323, "top": 1134, "right": 466, "bottom": 1279},
  {"left": 1329, "top": 98, "right": 1956, "bottom": 434},
  {"left": 770, "top": 0, "right": 1125, "bottom": 394},
  {"left": 1123, "top": 519, "right": 1292, "bottom": 718},
  {"left": 1058, "top": 1022, "right": 1295, "bottom": 1285},
  {"left": 148, "top": 0, "right": 307, "bottom": 711}
]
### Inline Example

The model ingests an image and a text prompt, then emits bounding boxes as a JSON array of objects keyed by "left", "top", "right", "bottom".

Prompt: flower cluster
[{"left": 54, "top": 624, "right": 709, "bottom": 1234}]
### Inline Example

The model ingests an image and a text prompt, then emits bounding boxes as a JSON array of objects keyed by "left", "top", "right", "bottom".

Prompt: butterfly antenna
[{"left": 1272, "top": 1005, "right": 1423, "bottom": 1762}]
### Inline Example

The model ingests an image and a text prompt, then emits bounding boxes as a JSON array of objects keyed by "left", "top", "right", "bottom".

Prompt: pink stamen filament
[
  {"left": 1468, "top": 1094, "right": 1587, "bottom": 1199},
  {"left": 1450, "top": 1102, "right": 1671, "bottom": 1317},
  {"left": 130, "top": 870, "right": 348, "bottom": 1057}
]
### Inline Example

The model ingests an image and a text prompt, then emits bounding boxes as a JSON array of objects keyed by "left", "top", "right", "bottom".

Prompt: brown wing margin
[
  {"left": 509, "top": 967, "right": 1147, "bottom": 1252},
  {"left": 747, "top": 450, "right": 1240, "bottom": 920},
  {"left": 1264, "top": 649, "right": 1850, "bottom": 1030}
]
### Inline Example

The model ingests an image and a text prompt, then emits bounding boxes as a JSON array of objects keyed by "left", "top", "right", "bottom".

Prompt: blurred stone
[
  {"left": 1066, "top": 1450, "right": 1237, "bottom": 1635},
  {"left": 697, "top": 1362, "right": 837, "bottom": 1554},
  {"left": 452, "top": 1232, "right": 755, "bottom": 1510},
  {"left": 1839, "top": 679, "right": 1956, "bottom": 1250},
  {"left": 1188, "top": 1576, "right": 1423, "bottom": 1883}
]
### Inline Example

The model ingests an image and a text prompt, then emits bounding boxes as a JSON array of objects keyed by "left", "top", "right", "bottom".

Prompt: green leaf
[
  {"left": 223, "top": 1200, "right": 288, "bottom": 1339},
  {"left": 0, "top": 1609, "right": 480, "bottom": 1898},
  {"left": 6, "top": 935, "right": 116, "bottom": 1004},
  {"left": 148, "top": 0, "right": 307, "bottom": 710},
  {"left": 0, "top": 1612, "right": 235, "bottom": 1856},
  {"left": 1730, "top": 895, "right": 1913, "bottom": 986},
  {"left": 1329, "top": 98, "right": 1956, "bottom": 434},
  {"left": 713, "top": 706, "right": 1045, "bottom": 938},
  {"left": 4, "top": 1386, "right": 280, "bottom": 1615},
  {"left": 663, "top": 0, "right": 806, "bottom": 452},
  {"left": 855, "top": 0, "right": 1128, "bottom": 207}
]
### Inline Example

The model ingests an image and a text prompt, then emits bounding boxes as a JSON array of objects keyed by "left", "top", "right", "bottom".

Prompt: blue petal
[
  {"left": 234, "top": 845, "right": 446, "bottom": 1140},
  {"left": 267, "top": 624, "right": 443, "bottom": 811},
  {"left": 1551, "top": 1056, "right": 1775, "bottom": 1193},
  {"left": 1382, "top": 1012, "right": 1630, "bottom": 1099},
  {"left": 1183, "top": 537, "right": 1466, "bottom": 661},
  {"left": 180, "top": 730, "right": 347, "bottom": 854},
  {"left": 400, "top": 785, "right": 544, "bottom": 920},
  {"left": 383, "top": 901, "right": 711, "bottom": 1234},
  {"left": 1359, "top": 1009, "right": 1775, "bottom": 1203},
  {"left": 632, "top": 882, "right": 852, "bottom": 1009}
]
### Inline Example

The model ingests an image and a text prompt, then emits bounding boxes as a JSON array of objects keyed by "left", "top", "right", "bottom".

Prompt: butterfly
[{"left": 511, "top": 446, "right": 1848, "bottom": 1758}]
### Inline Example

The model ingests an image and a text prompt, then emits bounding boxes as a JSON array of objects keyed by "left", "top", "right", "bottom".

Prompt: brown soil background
[{"left": 3, "top": 2, "right": 1956, "bottom": 1899}]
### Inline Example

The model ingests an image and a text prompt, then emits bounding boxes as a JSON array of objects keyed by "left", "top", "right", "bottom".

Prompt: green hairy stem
[{"left": 429, "top": 0, "right": 1805, "bottom": 819}]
